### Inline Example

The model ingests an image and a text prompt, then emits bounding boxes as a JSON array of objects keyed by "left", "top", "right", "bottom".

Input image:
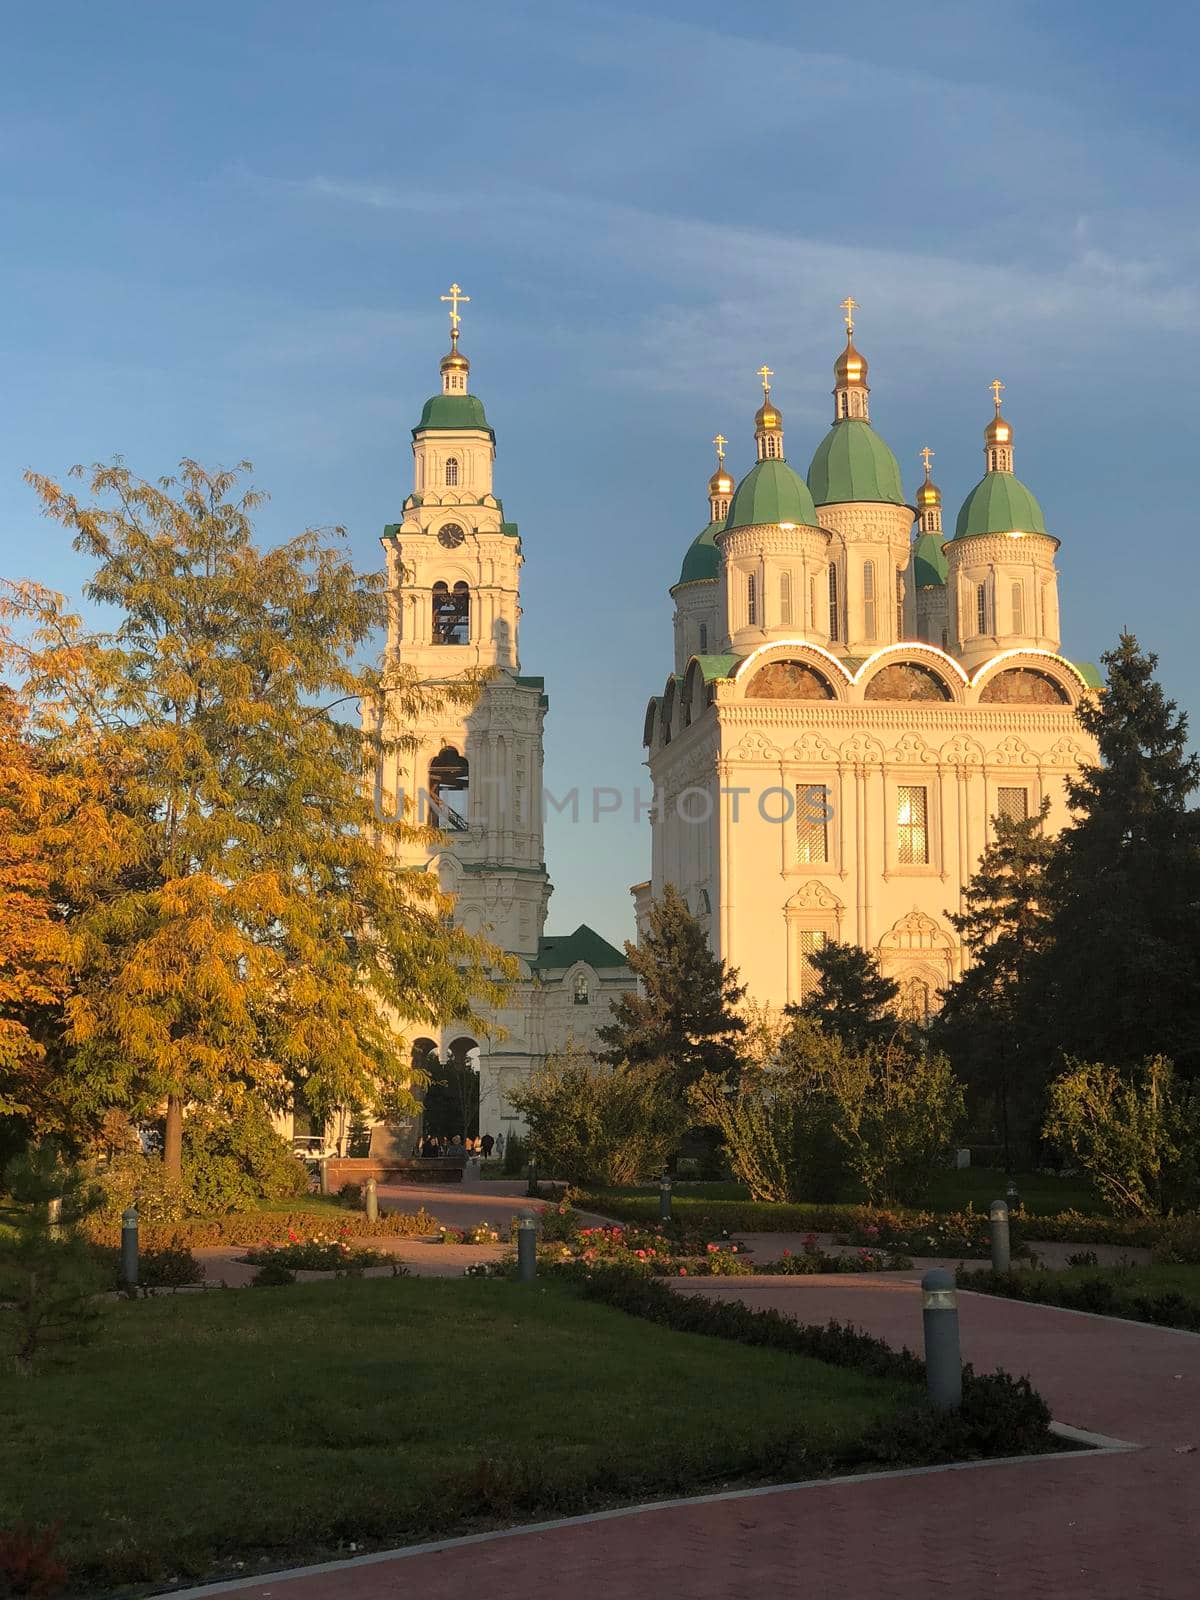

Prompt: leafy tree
[
  {"left": 1043, "top": 1056, "right": 1200, "bottom": 1218},
  {"left": 598, "top": 884, "right": 746, "bottom": 1096},
  {"left": 421, "top": 1055, "right": 481, "bottom": 1140},
  {"left": 0, "top": 683, "right": 71, "bottom": 1126},
  {"left": 824, "top": 1042, "right": 965, "bottom": 1206},
  {"left": 933, "top": 801, "right": 1058, "bottom": 1162},
  {"left": 789, "top": 939, "right": 900, "bottom": 1050},
  {"left": 4, "top": 461, "right": 509, "bottom": 1176},
  {"left": 510, "top": 1052, "right": 684, "bottom": 1187},
  {"left": 1033, "top": 633, "right": 1200, "bottom": 1078}
]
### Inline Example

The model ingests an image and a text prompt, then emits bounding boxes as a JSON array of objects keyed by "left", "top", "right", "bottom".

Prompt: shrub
[
  {"left": 0, "top": 1523, "right": 67, "bottom": 1597},
  {"left": 240, "top": 1235, "right": 388, "bottom": 1272},
  {"left": 510, "top": 1053, "right": 685, "bottom": 1187},
  {"left": 337, "top": 1182, "right": 363, "bottom": 1208},
  {"left": 502, "top": 1133, "right": 527, "bottom": 1176},
  {"left": 252, "top": 1258, "right": 296, "bottom": 1287},
  {"left": 84, "top": 1206, "right": 437, "bottom": 1250},
  {"left": 537, "top": 1198, "right": 580, "bottom": 1243},
  {"left": 1043, "top": 1056, "right": 1200, "bottom": 1218},
  {"left": 956, "top": 1265, "right": 1200, "bottom": 1333},
  {"left": 94, "top": 1244, "right": 205, "bottom": 1290},
  {"left": 1153, "top": 1214, "right": 1200, "bottom": 1264}
]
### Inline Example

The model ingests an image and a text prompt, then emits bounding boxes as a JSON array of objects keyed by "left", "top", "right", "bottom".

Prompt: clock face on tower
[{"left": 437, "top": 523, "right": 466, "bottom": 549}]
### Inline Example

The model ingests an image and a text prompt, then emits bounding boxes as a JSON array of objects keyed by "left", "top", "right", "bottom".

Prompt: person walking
[{"left": 481, "top": 1132, "right": 495, "bottom": 1160}]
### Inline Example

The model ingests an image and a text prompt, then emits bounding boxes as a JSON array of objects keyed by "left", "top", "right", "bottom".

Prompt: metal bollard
[
  {"left": 47, "top": 1197, "right": 63, "bottom": 1239},
  {"left": 921, "top": 1268, "right": 962, "bottom": 1412},
  {"left": 990, "top": 1199, "right": 1011, "bottom": 1274},
  {"left": 526, "top": 1159, "right": 538, "bottom": 1198},
  {"left": 516, "top": 1210, "right": 538, "bottom": 1282},
  {"left": 364, "top": 1175, "right": 378, "bottom": 1224},
  {"left": 319, "top": 1157, "right": 331, "bottom": 1196},
  {"left": 121, "top": 1206, "right": 139, "bottom": 1290},
  {"left": 659, "top": 1172, "right": 672, "bottom": 1222}
]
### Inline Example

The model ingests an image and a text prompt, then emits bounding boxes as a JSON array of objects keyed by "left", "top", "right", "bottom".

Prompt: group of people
[{"left": 418, "top": 1132, "right": 503, "bottom": 1162}]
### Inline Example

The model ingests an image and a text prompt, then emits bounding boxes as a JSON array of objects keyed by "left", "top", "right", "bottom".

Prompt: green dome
[
  {"left": 413, "top": 393, "right": 493, "bottom": 436},
  {"left": 954, "top": 472, "right": 1046, "bottom": 539},
  {"left": 677, "top": 520, "right": 721, "bottom": 585},
  {"left": 807, "top": 419, "right": 905, "bottom": 507},
  {"left": 912, "top": 531, "right": 949, "bottom": 588},
  {"left": 724, "top": 459, "right": 819, "bottom": 532}
]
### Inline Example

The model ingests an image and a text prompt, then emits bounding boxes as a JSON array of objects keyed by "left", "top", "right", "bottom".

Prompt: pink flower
[
  {"left": 678, "top": 1267, "right": 688, "bottom": 1276},
  {"left": 287, "top": 1230, "right": 299, "bottom": 1242},
  {"left": 635, "top": 1249, "right": 646, "bottom": 1259},
  {"left": 782, "top": 1249, "right": 792, "bottom": 1259},
  {"left": 707, "top": 1243, "right": 718, "bottom": 1253}
]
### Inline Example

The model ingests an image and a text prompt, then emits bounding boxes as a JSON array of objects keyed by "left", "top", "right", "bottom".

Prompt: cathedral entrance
[{"left": 420, "top": 1036, "right": 481, "bottom": 1139}]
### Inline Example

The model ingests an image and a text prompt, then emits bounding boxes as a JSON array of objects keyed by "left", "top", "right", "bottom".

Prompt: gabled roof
[{"left": 534, "top": 924, "right": 629, "bottom": 972}]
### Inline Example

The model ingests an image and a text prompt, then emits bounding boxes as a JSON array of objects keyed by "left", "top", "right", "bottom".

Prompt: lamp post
[
  {"left": 989, "top": 1199, "right": 1011, "bottom": 1273},
  {"left": 659, "top": 1171, "right": 673, "bottom": 1222},
  {"left": 516, "top": 1210, "right": 538, "bottom": 1282},
  {"left": 921, "top": 1268, "right": 962, "bottom": 1411}
]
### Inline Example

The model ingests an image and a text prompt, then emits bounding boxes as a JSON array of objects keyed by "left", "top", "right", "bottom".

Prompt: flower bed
[
  {"left": 833, "top": 1209, "right": 1015, "bottom": 1261},
  {"left": 434, "top": 1223, "right": 502, "bottom": 1246},
  {"left": 757, "top": 1236, "right": 913, "bottom": 1274},
  {"left": 239, "top": 1233, "right": 390, "bottom": 1272}
]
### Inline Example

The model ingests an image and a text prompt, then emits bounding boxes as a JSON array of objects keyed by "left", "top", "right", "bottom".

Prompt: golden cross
[
  {"left": 713, "top": 433, "right": 727, "bottom": 464},
  {"left": 756, "top": 364, "right": 774, "bottom": 396},
  {"left": 920, "top": 445, "right": 934, "bottom": 476},
  {"left": 990, "top": 377, "right": 1005, "bottom": 412},
  {"left": 840, "top": 295, "right": 860, "bottom": 335},
  {"left": 440, "top": 281, "right": 471, "bottom": 335}
]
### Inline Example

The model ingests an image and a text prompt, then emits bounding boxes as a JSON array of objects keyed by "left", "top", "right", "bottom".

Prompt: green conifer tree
[
  {"left": 788, "top": 940, "right": 900, "bottom": 1051},
  {"left": 597, "top": 883, "right": 746, "bottom": 1095}
]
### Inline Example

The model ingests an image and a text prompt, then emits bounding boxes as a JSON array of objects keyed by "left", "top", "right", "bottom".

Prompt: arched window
[
  {"left": 828, "top": 564, "right": 840, "bottom": 642},
  {"left": 780, "top": 570, "right": 792, "bottom": 626},
  {"left": 445, "top": 457, "right": 459, "bottom": 487},
  {"left": 432, "top": 580, "right": 470, "bottom": 644},
  {"left": 573, "top": 974, "right": 590, "bottom": 1006},
  {"left": 747, "top": 574, "right": 758, "bottom": 626},
  {"left": 862, "top": 560, "right": 877, "bottom": 640},
  {"left": 899, "top": 976, "right": 931, "bottom": 1025},
  {"left": 427, "top": 746, "right": 470, "bottom": 831},
  {"left": 698, "top": 622, "right": 708, "bottom": 654},
  {"left": 896, "top": 571, "right": 905, "bottom": 639},
  {"left": 1011, "top": 582, "right": 1025, "bottom": 635},
  {"left": 976, "top": 582, "right": 989, "bottom": 636}
]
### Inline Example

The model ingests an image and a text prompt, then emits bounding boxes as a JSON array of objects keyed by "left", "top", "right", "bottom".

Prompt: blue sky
[{"left": 1, "top": 1, "right": 1197, "bottom": 946}]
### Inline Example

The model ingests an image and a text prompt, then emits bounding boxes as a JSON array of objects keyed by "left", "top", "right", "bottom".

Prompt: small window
[
  {"left": 797, "top": 929, "right": 826, "bottom": 1002},
  {"left": 780, "top": 570, "right": 792, "bottom": 626},
  {"left": 996, "top": 786, "right": 1029, "bottom": 823},
  {"left": 796, "top": 784, "right": 830, "bottom": 864},
  {"left": 445, "top": 457, "right": 459, "bottom": 487},
  {"left": 698, "top": 622, "right": 708, "bottom": 654},
  {"left": 896, "top": 571, "right": 904, "bottom": 639},
  {"left": 828, "top": 565, "right": 840, "bottom": 642},
  {"left": 573, "top": 974, "right": 590, "bottom": 1006},
  {"left": 976, "top": 582, "right": 989, "bottom": 636},
  {"left": 698, "top": 888, "right": 712, "bottom": 914},
  {"left": 809, "top": 575, "right": 817, "bottom": 628},
  {"left": 897, "top": 784, "right": 929, "bottom": 865},
  {"left": 863, "top": 561, "right": 876, "bottom": 640},
  {"left": 1011, "top": 582, "right": 1025, "bottom": 635},
  {"left": 747, "top": 574, "right": 758, "bottom": 627}
]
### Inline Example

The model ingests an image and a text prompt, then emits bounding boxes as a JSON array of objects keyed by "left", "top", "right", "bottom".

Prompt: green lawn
[{"left": 2, "top": 1277, "right": 910, "bottom": 1592}]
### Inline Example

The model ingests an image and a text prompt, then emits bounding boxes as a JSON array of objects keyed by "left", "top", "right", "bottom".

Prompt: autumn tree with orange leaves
[{"left": 3, "top": 460, "right": 510, "bottom": 1176}]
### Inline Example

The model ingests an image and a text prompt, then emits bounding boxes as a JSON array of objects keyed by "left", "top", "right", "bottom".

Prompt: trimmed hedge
[
  {"left": 957, "top": 1266, "right": 1200, "bottom": 1332},
  {"left": 569, "top": 1267, "right": 1055, "bottom": 1462},
  {"left": 85, "top": 1207, "right": 438, "bottom": 1250},
  {"left": 574, "top": 1192, "right": 1165, "bottom": 1250}
]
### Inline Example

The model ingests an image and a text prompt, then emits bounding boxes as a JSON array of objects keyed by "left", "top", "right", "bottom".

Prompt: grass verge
[{"left": 2, "top": 1275, "right": 913, "bottom": 1593}]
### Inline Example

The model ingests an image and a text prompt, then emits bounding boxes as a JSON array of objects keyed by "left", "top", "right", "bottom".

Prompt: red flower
[
  {"left": 678, "top": 1267, "right": 688, "bottom": 1276},
  {"left": 782, "top": 1249, "right": 792, "bottom": 1258},
  {"left": 706, "top": 1243, "right": 718, "bottom": 1253},
  {"left": 287, "top": 1230, "right": 299, "bottom": 1242},
  {"left": 635, "top": 1250, "right": 646, "bottom": 1258}
]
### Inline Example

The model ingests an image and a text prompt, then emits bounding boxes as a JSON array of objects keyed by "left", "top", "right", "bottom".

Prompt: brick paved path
[{"left": 177, "top": 1272, "right": 1200, "bottom": 1599}]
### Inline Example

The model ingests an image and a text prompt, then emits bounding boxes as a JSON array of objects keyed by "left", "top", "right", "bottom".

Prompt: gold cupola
[
  {"left": 708, "top": 433, "right": 734, "bottom": 521},
  {"left": 833, "top": 296, "right": 870, "bottom": 421},
  {"left": 753, "top": 366, "right": 784, "bottom": 460},
  {"left": 915, "top": 446, "right": 943, "bottom": 534},
  {"left": 984, "top": 379, "right": 1014, "bottom": 472}
]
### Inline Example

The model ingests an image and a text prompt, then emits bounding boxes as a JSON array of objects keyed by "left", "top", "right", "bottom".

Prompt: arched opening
[
  {"left": 428, "top": 745, "right": 470, "bottom": 830},
  {"left": 432, "top": 580, "right": 470, "bottom": 644},
  {"left": 420, "top": 1037, "right": 480, "bottom": 1140},
  {"left": 898, "top": 976, "right": 932, "bottom": 1026},
  {"left": 863, "top": 661, "right": 953, "bottom": 702},
  {"left": 745, "top": 660, "right": 836, "bottom": 701},
  {"left": 978, "top": 667, "right": 1070, "bottom": 705},
  {"left": 445, "top": 456, "right": 459, "bottom": 487},
  {"left": 573, "top": 973, "right": 590, "bottom": 1006},
  {"left": 828, "top": 565, "right": 840, "bottom": 642}
]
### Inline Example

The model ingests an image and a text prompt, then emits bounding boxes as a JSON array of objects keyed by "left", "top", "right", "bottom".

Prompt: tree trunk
[{"left": 163, "top": 1095, "right": 184, "bottom": 1179}]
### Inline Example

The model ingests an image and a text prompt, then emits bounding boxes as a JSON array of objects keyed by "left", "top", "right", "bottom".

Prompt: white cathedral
[{"left": 368, "top": 290, "right": 1099, "bottom": 1143}]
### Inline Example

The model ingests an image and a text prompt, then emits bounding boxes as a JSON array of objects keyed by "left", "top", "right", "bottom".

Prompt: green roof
[
  {"left": 676, "top": 520, "right": 722, "bottom": 585},
  {"left": 807, "top": 419, "right": 905, "bottom": 507},
  {"left": 954, "top": 472, "right": 1047, "bottom": 539},
  {"left": 913, "top": 530, "right": 949, "bottom": 588},
  {"left": 691, "top": 653, "right": 741, "bottom": 681},
  {"left": 1073, "top": 660, "right": 1102, "bottom": 689},
  {"left": 724, "top": 458, "right": 819, "bottom": 532},
  {"left": 413, "top": 393, "right": 493, "bottom": 436},
  {"left": 534, "top": 924, "right": 629, "bottom": 972}
]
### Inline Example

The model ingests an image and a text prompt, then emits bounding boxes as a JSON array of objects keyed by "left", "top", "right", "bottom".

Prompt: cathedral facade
[
  {"left": 636, "top": 307, "right": 1100, "bottom": 1019},
  {"left": 368, "top": 294, "right": 634, "bottom": 1142}
]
